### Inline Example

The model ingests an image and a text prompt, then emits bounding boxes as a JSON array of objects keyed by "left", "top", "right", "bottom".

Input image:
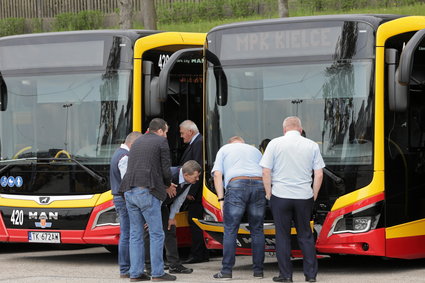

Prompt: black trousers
[
  {"left": 145, "top": 205, "right": 180, "bottom": 267},
  {"left": 270, "top": 195, "right": 317, "bottom": 279},
  {"left": 187, "top": 201, "right": 209, "bottom": 260}
]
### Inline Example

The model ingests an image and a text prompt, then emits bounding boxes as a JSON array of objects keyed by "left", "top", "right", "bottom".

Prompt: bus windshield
[
  {"left": 0, "top": 70, "right": 131, "bottom": 163},
  {"left": 206, "top": 60, "right": 374, "bottom": 170}
]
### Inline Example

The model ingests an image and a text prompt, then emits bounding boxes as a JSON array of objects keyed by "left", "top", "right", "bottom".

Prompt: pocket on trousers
[
  {"left": 225, "top": 188, "right": 245, "bottom": 208},
  {"left": 134, "top": 188, "right": 152, "bottom": 211}
]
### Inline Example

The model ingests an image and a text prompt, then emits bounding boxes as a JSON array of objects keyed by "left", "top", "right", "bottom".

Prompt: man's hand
[
  {"left": 218, "top": 200, "right": 224, "bottom": 215},
  {"left": 144, "top": 223, "right": 149, "bottom": 231},
  {"left": 168, "top": 218, "right": 177, "bottom": 230},
  {"left": 186, "top": 194, "right": 195, "bottom": 201},
  {"left": 166, "top": 183, "right": 177, "bottom": 198},
  {"left": 265, "top": 193, "right": 271, "bottom": 200}
]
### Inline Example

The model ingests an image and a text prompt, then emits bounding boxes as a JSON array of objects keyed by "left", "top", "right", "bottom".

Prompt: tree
[
  {"left": 142, "top": 0, "right": 157, "bottom": 30},
  {"left": 278, "top": 0, "right": 289, "bottom": 18},
  {"left": 119, "top": 0, "right": 132, "bottom": 29}
]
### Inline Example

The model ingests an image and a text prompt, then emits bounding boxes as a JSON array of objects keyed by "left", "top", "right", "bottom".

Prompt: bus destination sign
[{"left": 220, "top": 26, "right": 342, "bottom": 60}]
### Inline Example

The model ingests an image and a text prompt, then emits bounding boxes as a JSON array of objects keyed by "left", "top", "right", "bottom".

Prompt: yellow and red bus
[
  {"left": 160, "top": 15, "right": 425, "bottom": 259},
  {"left": 0, "top": 30, "right": 205, "bottom": 250}
]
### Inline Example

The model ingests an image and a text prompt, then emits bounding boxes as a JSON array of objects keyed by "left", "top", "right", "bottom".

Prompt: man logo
[
  {"left": 35, "top": 215, "right": 52, "bottom": 228},
  {"left": 39, "top": 197, "right": 50, "bottom": 204}
]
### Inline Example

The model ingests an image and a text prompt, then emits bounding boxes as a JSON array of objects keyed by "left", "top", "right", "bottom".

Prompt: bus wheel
[{"left": 105, "top": 245, "right": 118, "bottom": 255}]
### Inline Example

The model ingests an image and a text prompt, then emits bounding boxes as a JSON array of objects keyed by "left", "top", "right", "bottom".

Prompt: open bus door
[
  {"left": 158, "top": 46, "right": 313, "bottom": 257},
  {"left": 385, "top": 28, "right": 425, "bottom": 259}
]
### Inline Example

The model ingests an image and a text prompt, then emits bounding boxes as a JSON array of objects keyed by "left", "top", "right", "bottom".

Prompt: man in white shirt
[{"left": 260, "top": 116, "right": 325, "bottom": 283}]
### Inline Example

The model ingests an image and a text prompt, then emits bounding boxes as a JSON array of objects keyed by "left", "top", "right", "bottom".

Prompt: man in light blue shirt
[
  {"left": 211, "top": 136, "right": 266, "bottom": 280},
  {"left": 260, "top": 116, "right": 324, "bottom": 283}
]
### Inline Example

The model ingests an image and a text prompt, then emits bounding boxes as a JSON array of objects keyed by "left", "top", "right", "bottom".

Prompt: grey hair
[
  {"left": 181, "top": 160, "right": 202, "bottom": 175},
  {"left": 283, "top": 116, "right": 302, "bottom": 130},
  {"left": 179, "top": 120, "right": 199, "bottom": 134}
]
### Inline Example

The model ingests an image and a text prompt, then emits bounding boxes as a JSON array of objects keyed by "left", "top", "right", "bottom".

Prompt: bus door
[
  {"left": 134, "top": 33, "right": 205, "bottom": 247},
  {"left": 385, "top": 27, "right": 425, "bottom": 259},
  {"left": 142, "top": 46, "right": 204, "bottom": 165}
]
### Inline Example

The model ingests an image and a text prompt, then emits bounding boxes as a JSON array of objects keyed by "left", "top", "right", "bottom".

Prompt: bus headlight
[
  {"left": 329, "top": 201, "right": 382, "bottom": 236},
  {"left": 333, "top": 216, "right": 372, "bottom": 234},
  {"left": 204, "top": 208, "right": 218, "bottom": 222},
  {"left": 93, "top": 206, "right": 119, "bottom": 228}
]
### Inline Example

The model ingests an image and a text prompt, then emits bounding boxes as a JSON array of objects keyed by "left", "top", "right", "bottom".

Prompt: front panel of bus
[
  {"left": 202, "top": 18, "right": 377, "bottom": 254},
  {"left": 0, "top": 33, "right": 134, "bottom": 244}
]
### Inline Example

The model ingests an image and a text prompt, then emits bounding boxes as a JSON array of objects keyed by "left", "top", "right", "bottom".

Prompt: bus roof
[
  {"left": 0, "top": 29, "right": 160, "bottom": 43},
  {"left": 209, "top": 14, "right": 406, "bottom": 34}
]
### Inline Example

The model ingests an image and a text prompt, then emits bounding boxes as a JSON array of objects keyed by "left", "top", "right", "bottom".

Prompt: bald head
[
  {"left": 125, "top": 131, "right": 142, "bottom": 148},
  {"left": 227, "top": 136, "right": 245, "bottom": 144},
  {"left": 283, "top": 116, "right": 302, "bottom": 134}
]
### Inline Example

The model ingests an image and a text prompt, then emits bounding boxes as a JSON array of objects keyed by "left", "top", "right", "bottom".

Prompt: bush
[
  {"left": 54, "top": 10, "right": 104, "bottom": 31},
  {"left": 0, "top": 18, "right": 25, "bottom": 37},
  {"left": 157, "top": 0, "right": 269, "bottom": 24}
]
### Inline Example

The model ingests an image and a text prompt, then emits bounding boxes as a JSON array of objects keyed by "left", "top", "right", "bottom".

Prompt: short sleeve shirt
[
  {"left": 260, "top": 130, "right": 325, "bottom": 199},
  {"left": 211, "top": 143, "right": 263, "bottom": 188}
]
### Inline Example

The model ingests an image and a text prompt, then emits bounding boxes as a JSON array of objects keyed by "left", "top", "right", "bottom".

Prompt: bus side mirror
[
  {"left": 158, "top": 48, "right": 228, "bottom": 106},
  {"left": 143, "top": 61, "right": 161, "bottom": 116},
  {"left": 159, "top": 48, "right": 203, "bottom": 102},
  {"left": 386, "top": 49, "right": 407, "bottom": 112},
  {"left": 398, "top": 29, "right": 425, "bottom": 86},
  {"left": 0, "top": 75, "right": 7, "bottom": 111}
]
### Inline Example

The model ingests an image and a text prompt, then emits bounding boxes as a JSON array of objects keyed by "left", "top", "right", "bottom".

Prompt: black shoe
[
  {"left": 213, "top": 272, "right": 232, "bottom": 279},
  {"left": 169, "top": 264, "right": 193, "bottom": 274},
  {"left": 253, "top": 272, "right": 264, "bottom": 278},
  {"left": 183, "top": 257, "right": 209, "bottom": 264},
  {"left": 144, "top": 269, "right": 151, "bottom": 276},
  {"left": 273, "top": 276, "right": 293, "bottom": 282},
  {"left": 306, "top": 278, "right": 316, "bottom": 282},
  {"left": 152, "top": 273, "right": 177, "bottom": 281},
  {"left": 130, "top": 274, "right": 150, "bottom": 281}
]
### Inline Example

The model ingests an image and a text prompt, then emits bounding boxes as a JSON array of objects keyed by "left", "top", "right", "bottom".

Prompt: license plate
[{"left": 28, "top": 232, "right": 61, "bottom": 243}]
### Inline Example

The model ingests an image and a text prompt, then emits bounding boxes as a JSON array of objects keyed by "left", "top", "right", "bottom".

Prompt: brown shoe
[{"left": 120, "top": 274, "right": 129, "bottom": 278}]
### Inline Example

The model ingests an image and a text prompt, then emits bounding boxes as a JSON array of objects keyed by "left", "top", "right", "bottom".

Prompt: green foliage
[
  {"left": 31, "top": 18, "right": 43, "bottom": 34},
  {"left": 0, "top": 18, "right": 25, "bottom": 37},
  {"left": 157, "top": 0, "right": 276, "bottom": 25},
  {"left": 290, "top": 0, "right": 420, "bottom": 14},
  {"left": 53, "top": 10, "right": 104, "bottom": 31}
]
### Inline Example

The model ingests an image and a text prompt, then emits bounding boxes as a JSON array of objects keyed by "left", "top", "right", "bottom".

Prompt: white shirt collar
[
  {"left": 284, "top": 130, "right": 301, "bottom": 137},
  {"left": 178, "top": 168, "right": 187, "bottom": 185},
  {"left": 120, "top": 144, "right": 130, "bottom": 151},
  {"left": 190, "top": 133, "right": 200, "bottom": 145}
]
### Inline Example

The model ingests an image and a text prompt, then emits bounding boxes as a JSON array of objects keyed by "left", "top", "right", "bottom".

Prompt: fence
[{"left": 0, "top": 0, "right": 204, "bottom": 19}]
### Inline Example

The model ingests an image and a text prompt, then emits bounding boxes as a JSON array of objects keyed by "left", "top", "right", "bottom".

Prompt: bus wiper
[
  {"left": 39, "top": 157, "right": 107, "bottom": 185},
  {"left": 0, "top": 158, "right": 37, "bottom": 175},
  {"left": 323, "top": 167, "right": 345, "bottom": 194}
]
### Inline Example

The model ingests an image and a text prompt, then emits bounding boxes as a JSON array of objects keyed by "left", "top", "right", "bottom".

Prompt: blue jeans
[
  {"left": 125, "top": 187, "right": 165, "bottom": 278},
  {"left": 113, "top": 195, "right": 130, "bottom": 275},
  {"left": 222, "top": 179, "right": 266, "bottom": 275}
]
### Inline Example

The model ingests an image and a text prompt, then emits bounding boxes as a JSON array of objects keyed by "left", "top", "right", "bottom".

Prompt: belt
[{"left": 229, "top": 176, "right": 262, "bottom": 182}]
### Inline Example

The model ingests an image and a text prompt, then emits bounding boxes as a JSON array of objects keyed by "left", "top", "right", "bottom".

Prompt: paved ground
[{"left": 0, "top": 244, "right": 424, "bottom": 282}]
